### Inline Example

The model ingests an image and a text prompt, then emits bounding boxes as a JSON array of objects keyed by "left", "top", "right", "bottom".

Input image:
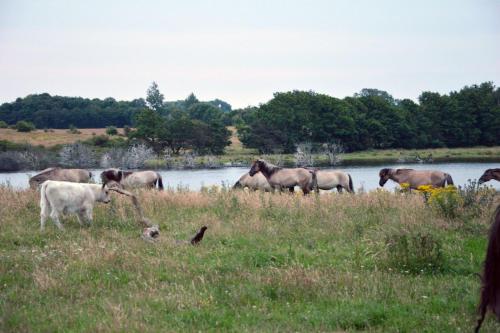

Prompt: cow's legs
[
  {"left": 83, "top": 208, "right": 93, "bottom": 226},
  {"left": 50, "top": 210, "right": 64, "bottom": 230},
  {"left": 40, "top": 211, "right": 48, "bottom": 231}
]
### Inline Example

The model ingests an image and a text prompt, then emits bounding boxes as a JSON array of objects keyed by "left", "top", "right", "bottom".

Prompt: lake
[{"left": 1, "top": 162, "right": 498, "bottom": 192}]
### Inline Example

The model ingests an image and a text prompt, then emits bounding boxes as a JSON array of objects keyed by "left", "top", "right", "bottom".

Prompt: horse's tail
[
  {"left": 476, "top": 206, "right": 500, "bottom": 332},
  {"left": 445, "top": 173, "right": 454, "bottom": 186},
  {"left": 156, "top": 173, "right": 164, "bottom": 191},
  {"left": 310, "top": 169, "right": 318, "bottom": 193},
  {"left": 348, "top": 174, "right": 354, "bottom": 193}
]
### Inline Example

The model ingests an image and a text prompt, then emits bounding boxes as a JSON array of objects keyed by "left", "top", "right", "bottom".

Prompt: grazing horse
[
  {"left": 479, "top": 169, "right": 500, "bottom": 184},
  {"left": 378, "top": 168, "right": 453, "bottom": 189},
  {"left": 312, "top": 169, "right": 354, "bottom": 193},
  {"left": 248, "top": 159, "right": 315, "bottom": 194},
  {"left": 100, "top": 168, "right": 163, "bottom": 190},
  {"left": 29, "top": 167, "right": 92, "bottom": 189},
  {"left": 475, "top": 206, "right": 500, "bottom": 333},
  {"left": 233, "top": 172, "right": 272, "bottom": 192}
]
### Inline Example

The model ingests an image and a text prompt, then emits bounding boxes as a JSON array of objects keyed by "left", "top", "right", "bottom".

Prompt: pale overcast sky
[{"left": 0, "top": 0, "right": 498, "bottom": 108}]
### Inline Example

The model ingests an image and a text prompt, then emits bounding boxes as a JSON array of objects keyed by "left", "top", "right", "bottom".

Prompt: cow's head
[{"left": 99, "top": 183, "right": 112, "bottom": 204}]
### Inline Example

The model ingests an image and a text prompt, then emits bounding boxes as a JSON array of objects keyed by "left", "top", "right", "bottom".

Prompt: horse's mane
[
  {"left": 396, "top": 168, "right": 415, "bottom": 174},
  {"left": 33, "top": 167, "right": 60, "bottom": 179},
  {"left": 122, "top": 171, "right": 134, "bottom": 178},
  {"left": 258, "top": 159, "right": 282, "bottom": 175},
  {"left": 476, "top": 205, "right": 500, "bottom": 332},
  {"left": 38, "top": 167, "right": 59, "bottom": 175}
]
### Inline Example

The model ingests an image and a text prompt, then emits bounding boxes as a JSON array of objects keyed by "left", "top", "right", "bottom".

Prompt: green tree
[
  {"left": 146, "top": 82, "right": 164, "bottom": 112},
  {"left": 15, "top": 121, "right": 36, "bottom": 132}
]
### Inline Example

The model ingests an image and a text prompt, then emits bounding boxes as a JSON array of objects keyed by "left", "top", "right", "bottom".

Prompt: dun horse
[
  {"left": 101, "top": 168, "right": 164, "bottom": 190},
  {"left": 479, "top": 169, "right": 500, "bottom": 184},
  {"left": 233, "top": 172, "right": 272, "bottom": 192},
  {"left": 29, "top": 167, "right": 92, "bottom": 189},
  {"left": 248, "top": 159, "right": 315, "bottom": 194},
  {"left": 378, "top": 168, "right": 453, "bottom": 189},
  {"left": 311, "top": 169, "right": 354, "bottom": 193},
  {"left": 475, "top": 206, "right": 500, "bottom": 332}
]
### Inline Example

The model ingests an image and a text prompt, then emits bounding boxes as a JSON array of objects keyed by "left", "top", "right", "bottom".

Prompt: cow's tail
[
  {"left": 445, "top": 173, "right": 454, "bottom": 186},
  {"left": 156, "top": 173, "right": 164, "bottom": 191},
  {"left": 348, "top": 174, "right": 354, "bottom": 193}
]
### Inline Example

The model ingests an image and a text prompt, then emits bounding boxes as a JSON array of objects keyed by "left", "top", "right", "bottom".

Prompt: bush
[
  {"left": 0, "top": 120, "right": 8, "bottom": 128},
  {"left": 384, "top": 230, "right": 444, "bottom": 274},
  {"left": 123, "top": 125, "right": 132, "bottom": 137},
  {"left": 415, "top": 185, "right": 460, "bottom": 219},
  {"left": 67, "top": 125, "right": 81, "bottom": 134},
  {"left": 15, "top": 121, "right": 36, "bottom": 132},
  {"left": 106, "top": 126, "right": 118, "bottom": 136},
  {"left": 458, "top": 179, "right": 496, "bottom": 217}
]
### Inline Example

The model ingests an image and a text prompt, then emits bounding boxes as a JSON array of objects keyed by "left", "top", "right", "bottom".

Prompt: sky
[{"left": 0, "top": 0, "right": 499, "bottom": 108}]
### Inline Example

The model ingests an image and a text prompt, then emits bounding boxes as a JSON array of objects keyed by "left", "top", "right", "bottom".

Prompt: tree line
[
  {"left": 1, "top": 82, "right": 499, "bottom": 155},
  {"left": 0, "top": 91, "right": 232, "bottom": 129},
  {"left": 236, "top": 82, "right": 500, "bottom": 153}
]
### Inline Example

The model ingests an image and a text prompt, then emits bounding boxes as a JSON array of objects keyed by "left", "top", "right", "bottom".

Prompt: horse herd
[
  {"left": 21, "top": 161, "right": 500, "bottom": 331},
  {"left": 28, "top": 160, "right": 499, "bottom": 193}
]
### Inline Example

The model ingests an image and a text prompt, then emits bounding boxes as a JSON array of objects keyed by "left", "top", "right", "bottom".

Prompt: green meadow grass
[{"left": 0, "top": 187, "right": 499, "bottom": 332}]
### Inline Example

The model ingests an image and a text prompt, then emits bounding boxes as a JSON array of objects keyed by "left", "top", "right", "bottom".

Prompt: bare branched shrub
[
  {"left": 100, "top": 144, "right": 154, "bottom": 169},
  {"left": 203, "top": 155, "right": 221, "bottom": 169},
  {"left": 122, "top": 144, "right": 154, "bottom": 169},
  {"left": 322, "top": 141, "right": 344, "bottom": 166},
  {"left": 182, "top": 151, "right": 198, "bottom": 169},
  {"left": 59, "top": 143, "right": 97, "bottom": 168},
  {"left": 294, "top": 142, "right": 314, "bottom": 167}
]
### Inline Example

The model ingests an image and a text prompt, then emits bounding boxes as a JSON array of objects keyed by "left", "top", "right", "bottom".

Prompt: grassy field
[
  {"left": 1, "top": 186, "right": 499, "bottom": 332},
  {"left": 0, "top": 128, "right": 124, "bottom": 147}
]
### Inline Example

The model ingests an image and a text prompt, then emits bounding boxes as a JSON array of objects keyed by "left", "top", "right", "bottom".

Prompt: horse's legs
[
  {"left": 336, "top": 185, "right": 343, "bottom": 193},
  {"left": 288, "top": 187, "right": 295, "bottom": 193}
]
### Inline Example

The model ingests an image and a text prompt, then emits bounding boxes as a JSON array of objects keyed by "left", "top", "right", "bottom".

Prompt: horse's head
[
  {"left": 479, "top": 169, "right": 497, "bottom": 184},
  {"left": 100, "top": 168, "right": 123, "bottom": 185},
  {"left": 378, "top": 168, "right": 392, "bottom": 187},
  {"left": 249, "top": 159, "right": 263, "bottom": 176}
]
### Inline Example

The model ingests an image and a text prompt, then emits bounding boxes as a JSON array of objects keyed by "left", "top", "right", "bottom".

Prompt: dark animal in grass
[
  {"left": 174, "top": 226, "right": 208, "bottom": 246},
  {"left": 190, "top": 226, "right": 208, "bottom": 245},
  {"left": 475, "top": 206, "right": 500, "bottom": 332},
  {"left": 479, "top": 168, "right": 500, "bottom": 184}
]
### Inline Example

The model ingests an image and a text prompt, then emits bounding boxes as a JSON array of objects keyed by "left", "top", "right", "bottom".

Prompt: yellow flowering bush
[{"left": 416, "top": 184, "right": 461, "bottom": 218}]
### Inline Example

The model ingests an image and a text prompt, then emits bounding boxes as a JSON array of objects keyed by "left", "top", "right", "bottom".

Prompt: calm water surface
[{"left": 1, "top": 163, "right": 499, "bottom": 192}]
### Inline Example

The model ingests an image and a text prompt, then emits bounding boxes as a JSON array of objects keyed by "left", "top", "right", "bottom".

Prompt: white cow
[{"left": 40, "top": 180, "right": 113, "bottom": 230}]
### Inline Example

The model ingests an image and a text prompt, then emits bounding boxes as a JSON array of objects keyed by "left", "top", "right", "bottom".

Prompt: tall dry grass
[{"left": 0, "top": 186, "right": 498, "bottom": 332}]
